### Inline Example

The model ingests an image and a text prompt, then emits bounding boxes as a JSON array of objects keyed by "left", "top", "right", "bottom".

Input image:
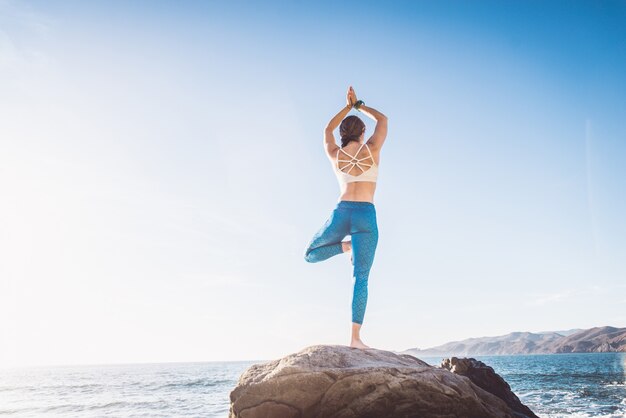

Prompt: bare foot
[
  {"left": 350, "top": 338, "right": 371, "bottom": 349},
  {"left": 342, "top": 241, "right": 354, "bottom": 265}
]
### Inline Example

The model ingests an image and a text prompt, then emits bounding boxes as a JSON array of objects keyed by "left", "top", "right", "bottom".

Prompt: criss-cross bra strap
[
  {"left": 365, "top": 143, "right": 374, "bottom": 160},
  {"left": 336, "top": 143, "right": 374, "bottom": 175},
  {"left": 338, "top": 142, "right": 364, "bottom": 158}
]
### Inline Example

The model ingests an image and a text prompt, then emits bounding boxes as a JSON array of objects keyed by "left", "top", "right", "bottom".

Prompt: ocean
[{"left": 1, "top": 352, "right": 624, "bottom": 417}]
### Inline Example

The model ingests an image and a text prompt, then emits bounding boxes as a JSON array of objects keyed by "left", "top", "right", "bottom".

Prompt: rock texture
[
  {"left": 402, "top": 326, "right": 626, "bottom": 356},
  {"left": 229, "top": 344, "right": 538, "bottom": 418},
  {"left": 441, "top": 357, "right": 539, "bottom": 418}
]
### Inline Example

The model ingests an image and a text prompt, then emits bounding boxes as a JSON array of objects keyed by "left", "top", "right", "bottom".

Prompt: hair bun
[{"left": 339, "top": 115, "right": 366, "bottom": 148}]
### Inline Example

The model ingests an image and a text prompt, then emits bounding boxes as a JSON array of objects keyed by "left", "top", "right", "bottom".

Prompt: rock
[
  {"left": 441, "top": 357, "right": 539, "bottom": 418},
  {"left": 229, "top": 344, "right": 538, "bottom": 418}
]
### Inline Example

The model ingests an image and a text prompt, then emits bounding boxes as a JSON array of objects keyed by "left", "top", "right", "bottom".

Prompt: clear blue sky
[{"left": 1, "top": 0, "right": 625, "bottom": 367}]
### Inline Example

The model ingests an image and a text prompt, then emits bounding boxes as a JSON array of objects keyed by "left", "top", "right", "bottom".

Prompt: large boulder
[
  {"left": 229, "top": 344, "right": 538, "bottom": 418},
  {"left": 441, "top": 357, "right": 539, "bottom": 418}
]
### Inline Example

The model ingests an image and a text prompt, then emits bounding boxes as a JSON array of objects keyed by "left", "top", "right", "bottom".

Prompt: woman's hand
[{"left": 346, "top": 85, "right": 358, "bottom": 108}]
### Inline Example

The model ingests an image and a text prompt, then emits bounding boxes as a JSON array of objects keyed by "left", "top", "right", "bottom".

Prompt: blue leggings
[{"left": 304, "top": 200, "right": 379, "bottom": 325}]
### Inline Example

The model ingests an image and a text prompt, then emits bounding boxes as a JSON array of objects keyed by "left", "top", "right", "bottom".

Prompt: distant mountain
[
  {"left": 399, "top": 326, "right": 626, "bottom": 357},
  {"left": 546, "top": 326, "right": 626, "bottom": 353},
  {"left": 537, "top": 328, "right": 582, "bottom": 337}
]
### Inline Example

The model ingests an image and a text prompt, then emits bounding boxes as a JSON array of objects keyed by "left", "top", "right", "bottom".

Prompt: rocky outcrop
[
  {"left": 229, "top": 344, "right": 538, "bottom": 418},
  {"left": 441, "top": 357, "right": 539, "bottom": 418}
]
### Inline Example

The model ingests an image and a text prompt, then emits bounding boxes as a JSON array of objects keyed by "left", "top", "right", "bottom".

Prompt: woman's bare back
[
  {"left": 333, "top": 141, "right": 381, "bottom": 203},
  {"left": 335, "top": 141, "right": 380, "bottom": 175}
]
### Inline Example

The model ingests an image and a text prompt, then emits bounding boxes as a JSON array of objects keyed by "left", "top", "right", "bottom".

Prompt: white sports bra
[{"left": 333, "top": 142, "right": 379, "bottom": 185}]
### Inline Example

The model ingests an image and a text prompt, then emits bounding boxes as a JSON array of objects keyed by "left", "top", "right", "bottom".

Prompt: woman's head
[{"left": 339, "top": 115, "right": 365, "bottom": 147}]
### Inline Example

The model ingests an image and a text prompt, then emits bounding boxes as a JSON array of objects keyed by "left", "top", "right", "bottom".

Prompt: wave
[
  {"left": 603, "top": 381, "right": 626, "bottom": 387},
  {"left": 41, "top": 400, "right": 169, "bottom": 413},
  {"left": 154, "top": 378, "right": 232, "bottom": 390}
]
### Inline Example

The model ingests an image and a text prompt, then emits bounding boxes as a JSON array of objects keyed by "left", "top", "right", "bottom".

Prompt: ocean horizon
[{"left": 1, "top": 352, "right": 624, "bottom": 417}]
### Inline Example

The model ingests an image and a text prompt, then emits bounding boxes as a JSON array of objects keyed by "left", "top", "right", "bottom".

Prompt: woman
[{"left": 304, "top": 86, "right": 388, "bottom": 350}]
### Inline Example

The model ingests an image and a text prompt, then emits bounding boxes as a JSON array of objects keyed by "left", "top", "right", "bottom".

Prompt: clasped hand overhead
[{"left": 346, "top": 86, "right": 358, "bottom": 108}]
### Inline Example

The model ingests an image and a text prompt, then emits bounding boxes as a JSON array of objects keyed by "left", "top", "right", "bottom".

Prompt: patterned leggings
[{"left": 303, "top": 200, "right": 379, "bottom": 325}]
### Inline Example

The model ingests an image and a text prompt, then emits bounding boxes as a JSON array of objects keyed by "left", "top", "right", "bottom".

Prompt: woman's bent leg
[
  {"left": 350, "top": 208, "right": 379, "bottom": 324},
  {"left": 304, "top": 208, "right": 350, "bottom": 263}
]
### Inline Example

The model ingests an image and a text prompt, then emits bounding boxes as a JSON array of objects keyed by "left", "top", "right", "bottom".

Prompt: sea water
[
  {"left": 1, "top": 353, "right": 624, "bottom": 417},
  {"left": 422, "top": 353, "right": 626, "bottom": 418}
]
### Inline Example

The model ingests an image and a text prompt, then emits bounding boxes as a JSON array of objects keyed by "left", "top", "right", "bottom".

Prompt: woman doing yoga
[{"left": 304, "top": 86, "right": 388, "bottom": 350}]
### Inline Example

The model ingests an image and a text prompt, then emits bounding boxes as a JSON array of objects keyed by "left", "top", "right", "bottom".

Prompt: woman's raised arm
[
  {"left": 327, "top": 86, "right": 355, "bottom": 130},
  {"left": 349, "top": 86, "right": 388, "bottom": 151},
  {"left": 360, "top": 104, "right": 388, "bottom": 151},
  {"left": 325, "top": 104, "right": 352, "bottom": 132},
  {"left": 323, "top": 86, "right": 355, "bottom": 158}
]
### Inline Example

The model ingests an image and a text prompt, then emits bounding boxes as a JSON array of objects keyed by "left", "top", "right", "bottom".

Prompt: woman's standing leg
[
  {"left": 349, "top": 204, "right": 378, "bottom": 348},
  {"left": 304, "top": 207, "right": 351, "bottom": 263}
]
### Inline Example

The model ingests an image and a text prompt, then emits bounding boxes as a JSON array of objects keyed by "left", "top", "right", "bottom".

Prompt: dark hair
[{"left": 339, "top": 115, "right": 365, "bottom": 147}]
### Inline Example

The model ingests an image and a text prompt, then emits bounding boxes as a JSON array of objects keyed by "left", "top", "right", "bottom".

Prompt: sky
[{"left": 1, "top": 0, "right": 625, "bottom": 368}]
